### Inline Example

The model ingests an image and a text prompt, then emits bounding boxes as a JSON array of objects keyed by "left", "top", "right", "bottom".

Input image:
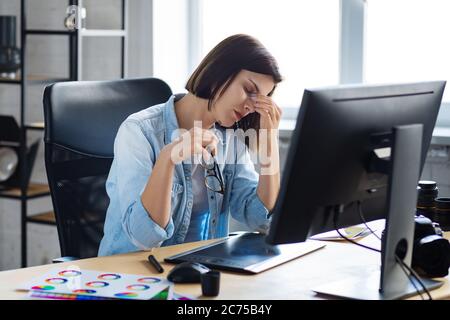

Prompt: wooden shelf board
[
  {"left": 26, "top": 211, "right": 56, "bottom": 224},
  {"left": 0, "top": 183, "right": 50, "bottom": 199},
  {"left": 26, "top": 122, "right": 45, "bottom": 130},
  {"left": 0, "top": 74, "right": 70, "bottom": 84}
]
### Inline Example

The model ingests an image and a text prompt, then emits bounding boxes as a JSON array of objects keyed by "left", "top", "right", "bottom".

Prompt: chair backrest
[{"left": 43, "top": 78, "right": 172, "bottom": 258}]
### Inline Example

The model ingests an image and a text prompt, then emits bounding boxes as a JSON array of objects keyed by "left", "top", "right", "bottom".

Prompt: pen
[{"left": 148, "top": 254, "right": 164, "bottom": 273}]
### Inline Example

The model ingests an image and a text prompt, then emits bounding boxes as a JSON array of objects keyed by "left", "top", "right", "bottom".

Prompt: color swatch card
[
  {"left": 26, "top": 287, "right": 194, "bottom": 301},
  {"left": 172, "top": 292, "right": 194, "bottom": 300},
  {"left": 18, "top": 268, "right": 172, "bottom": 300},
  {"left": 26, "top": 285, "right": 174, "bottom": 301}
]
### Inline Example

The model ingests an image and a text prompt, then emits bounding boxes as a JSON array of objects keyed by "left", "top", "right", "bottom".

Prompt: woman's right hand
[{"left": 166, "top": 127, "right": 219, "bottom": 165}]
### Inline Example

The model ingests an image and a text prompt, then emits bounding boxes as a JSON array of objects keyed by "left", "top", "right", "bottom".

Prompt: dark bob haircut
[{"left": 185, "top": 34, "right": 283, "bottom": 133}]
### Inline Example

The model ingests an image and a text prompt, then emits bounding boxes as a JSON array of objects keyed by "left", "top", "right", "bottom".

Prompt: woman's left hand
[{"left": 249, "top": 94, "right": 282, "bottom": 130}]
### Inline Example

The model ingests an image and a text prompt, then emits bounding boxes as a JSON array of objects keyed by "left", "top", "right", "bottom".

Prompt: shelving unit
[
  {"left": 0, "top": 0, "right": 128, "bottom": 267},
  {"left": 0, "top": 74, "right": 71, "bottom": 85},
  {"left": 0, "top": 183, "right": 50, "bottom": 200}
]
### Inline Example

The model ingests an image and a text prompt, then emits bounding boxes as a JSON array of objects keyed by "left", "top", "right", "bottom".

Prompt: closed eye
[
  {"left": 244, "top": 87, "right": 255, "bottom": 95},
  {"left": 248, "top": 79, "right": 260, "bottom": 93}
]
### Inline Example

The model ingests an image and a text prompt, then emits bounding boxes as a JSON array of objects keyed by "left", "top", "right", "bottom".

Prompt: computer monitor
[
  {"left": 166, "top": 81, "right": 446, "bottom": 299},
  {"left": 266, "top": 81, "right": 446, "bottom": 299}
]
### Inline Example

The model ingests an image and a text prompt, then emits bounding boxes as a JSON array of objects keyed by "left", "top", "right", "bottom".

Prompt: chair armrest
[{"left": 52, "top": 256, "right": 79, "bottom": 263}]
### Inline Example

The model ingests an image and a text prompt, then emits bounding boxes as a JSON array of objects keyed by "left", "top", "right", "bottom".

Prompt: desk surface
[{"left": 0, "top": 221, "right": 449, "bottom": 300}]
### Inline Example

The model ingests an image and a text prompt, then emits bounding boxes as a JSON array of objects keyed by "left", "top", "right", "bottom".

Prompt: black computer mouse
[{"left": 167, "top": 262, "right": 211, "bottom": 283}]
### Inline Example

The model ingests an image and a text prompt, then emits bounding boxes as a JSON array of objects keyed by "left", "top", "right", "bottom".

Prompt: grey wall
[
  {"left": 421, "top": 145, "right": 450, "bottom": 196},
  {"left": 0, "top": 0, "right": 152, "bottom": 271}
]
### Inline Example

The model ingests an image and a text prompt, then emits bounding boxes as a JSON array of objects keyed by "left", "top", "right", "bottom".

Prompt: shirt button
[{"left": 212, "top": 219, "right": 216, "bottom": 224}]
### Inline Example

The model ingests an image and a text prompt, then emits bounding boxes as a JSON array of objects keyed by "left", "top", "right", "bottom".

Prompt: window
[
  {"left": 366, "top": 0, "right": 450, "bottom": 102},
  {"left": 152, "top": 0, "right": 450, "bottom": 126},
  {"left": 153, "top": 0, "right": 190, "bottom": 94},
  {"left": 198, "top": 0, "right": 340, "bottom": 110}
]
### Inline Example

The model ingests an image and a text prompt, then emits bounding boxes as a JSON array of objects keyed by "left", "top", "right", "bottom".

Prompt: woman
[{"left": 98, "top": 34, "right": 283, "bottom": 256}]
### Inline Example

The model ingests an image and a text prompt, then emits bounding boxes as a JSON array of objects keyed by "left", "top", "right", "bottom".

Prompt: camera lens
[
  {"left": 434, "top": 197, "right": 450, "bottom": 231},
  {"left": 416, "top": 180, "right": 438, "bottom": 220}
]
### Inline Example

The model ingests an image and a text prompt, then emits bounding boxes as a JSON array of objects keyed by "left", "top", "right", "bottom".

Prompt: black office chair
[{"left": 43, "top": 78, "right": 172, "bottom": 260}]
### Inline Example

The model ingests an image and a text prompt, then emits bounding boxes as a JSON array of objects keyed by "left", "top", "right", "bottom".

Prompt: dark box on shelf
[{"left": 0, "top": 115, "right": 39, "bottom": 190}]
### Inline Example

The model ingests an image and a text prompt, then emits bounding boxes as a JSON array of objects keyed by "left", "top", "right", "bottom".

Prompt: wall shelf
[
  {"left": 25, "top": 30, "right": 73, "bottom": 35},
  {"left": 0, "top": 74, "right": 72, "bottom": 85},
  {"left": 26, "top": 211, "right": 56, "bottom": 226},
  {"left": 25, "top": 122, "right": 45, "bottom": 131},
  {"left": 0, "top": 0, "right": 79, "bottom": 268},
  {"left": 0, "top": 183, "right": 50, "bottom": 200},
  {"left": 0, "top": 0, "right": 128, "bottom": 268}
]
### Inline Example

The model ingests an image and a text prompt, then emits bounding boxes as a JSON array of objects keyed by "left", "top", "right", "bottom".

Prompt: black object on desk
[
  {"left": 201, "top": 270, "right": 220, "bottom": 297},
  {"left": 148, "top": 254, "right": 164, "bottom": 273},
  {"left": 167, "top": 261, "right": 211, "bottom": 283}
]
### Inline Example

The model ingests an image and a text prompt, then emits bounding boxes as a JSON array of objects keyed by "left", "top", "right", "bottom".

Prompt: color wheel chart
[{"left": 19, "top": 268, "right": 173, "bottom": 300}]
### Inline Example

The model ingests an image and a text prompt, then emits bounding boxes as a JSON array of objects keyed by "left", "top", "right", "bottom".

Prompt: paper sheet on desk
[
  {"left": 18, "top": 267, "right": 172, "bottom": 300},
  {"left": 309, "top": 226, "right": 374, "bottom": 241}
]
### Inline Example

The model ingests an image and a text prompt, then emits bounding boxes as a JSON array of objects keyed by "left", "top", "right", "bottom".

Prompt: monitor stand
[{"left": 313, "top": 124, "right": 443, "bottom": 300}]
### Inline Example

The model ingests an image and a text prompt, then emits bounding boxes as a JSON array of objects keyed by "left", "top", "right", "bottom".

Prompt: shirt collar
[{"left": 163, "top": 94, "right": 181, "bottom": 145}]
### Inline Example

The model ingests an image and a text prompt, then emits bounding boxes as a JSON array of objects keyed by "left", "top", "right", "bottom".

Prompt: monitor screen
[{"left": 267, "top": 81, "right": 446, "bottom": 245}]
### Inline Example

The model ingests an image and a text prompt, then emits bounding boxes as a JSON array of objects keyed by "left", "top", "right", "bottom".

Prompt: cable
[
  {"left": 332, "top": 205, "right": 381, "bottom": 253},
  {"left": 356, "top": 201, "right": 381, "bottom": 241},
  {"left": 335, "top": 203, "right": 431, "bottom": 299},
  {"left": 396, "top": 255, "right": 433, "bottom": 300},
  {"left": 356, "top": 202, "right": 433, "bottom": 300},
  {"left": 395, "top": 255, "right": 424, "bottom": 300}
]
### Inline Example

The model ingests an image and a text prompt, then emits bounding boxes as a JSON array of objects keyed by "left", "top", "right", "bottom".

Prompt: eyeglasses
[{"left": 200, "top": 152, "right": 225, "bottom": 195}]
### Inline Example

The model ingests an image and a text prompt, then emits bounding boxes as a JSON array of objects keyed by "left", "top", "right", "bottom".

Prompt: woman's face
[{"left": 212, "top": 70, "right": 275, "bottom": 127}]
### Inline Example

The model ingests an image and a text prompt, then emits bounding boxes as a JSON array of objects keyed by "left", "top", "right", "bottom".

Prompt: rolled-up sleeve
[
  {"left": 114, "top": 120, "right": 174, "bottom": 249},
  {"left": 228, "top": 140, "right": 271, "bottom": 233},
  {"left": 122, "top": 196, "right": 174, "bottom": 249}
]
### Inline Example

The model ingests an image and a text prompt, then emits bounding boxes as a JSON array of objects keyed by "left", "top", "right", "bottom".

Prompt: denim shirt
[{"left": 98, "top": 95, "right": 271, "bottom": 256}]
